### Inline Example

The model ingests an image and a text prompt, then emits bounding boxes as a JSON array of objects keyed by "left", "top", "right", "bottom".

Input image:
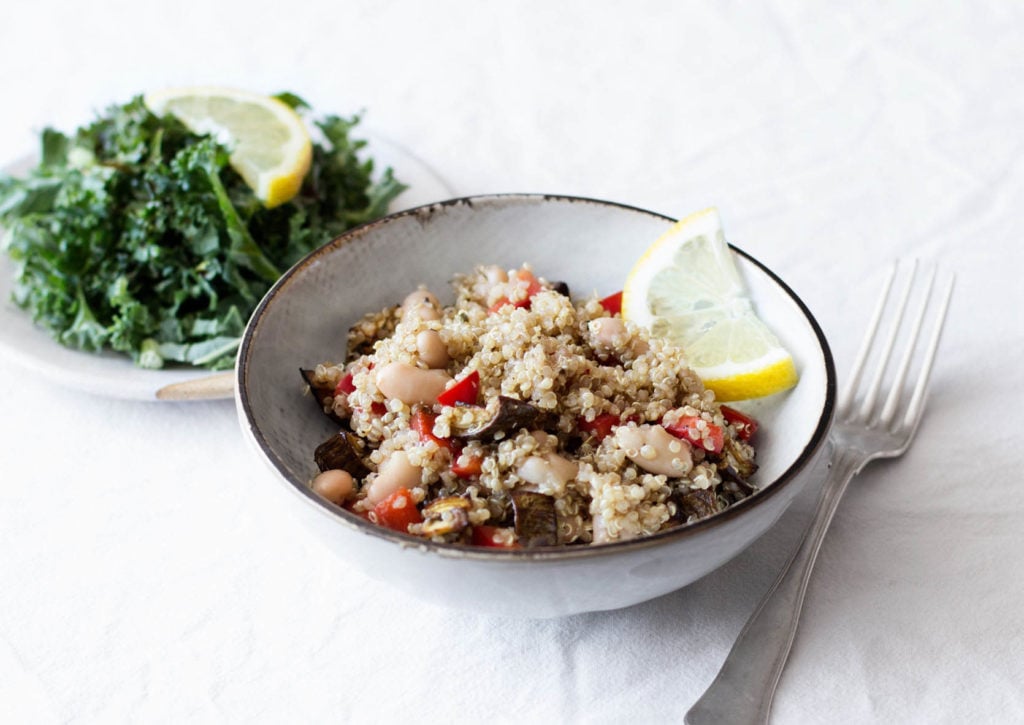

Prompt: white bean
[
  {"left": 614, "top": 424, "right": 693, "bottom": 477},
  {"left": 517, "top": 452, "right": 579, "bottom": 491},
  {"left": 589, "top": 318, "right": 649, "bottom": 356},
  {"left": 366, "top": 451, "right": 421, "bottom": 505},
  {"left": 401, "top": 288, "right": 441, "bottom": 323},
  {"left": 376, "top": 362, "right": 452, "bottom": 405},
  {"left": 547, "top": 453, "right": 580, "bottom": 484},
  {"left": 591, "top": 317, "right": 628, "bottom": 347},
  {"left": 416, "top": 329, "right": 450, "bottom": 369},
  {"left": 311, "top": 469, "right": 354, "bottom": 504},
  {"left": 483, "top": 265, "right": 508, "bottom": 284}
]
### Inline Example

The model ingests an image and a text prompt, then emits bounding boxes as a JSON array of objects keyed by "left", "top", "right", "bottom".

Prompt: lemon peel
[
  {"left": 144, "top": 86, "right": 312, "bottom": 207},
  {"left": 622, "top": 207, "right": 798, "bottom": 401}
]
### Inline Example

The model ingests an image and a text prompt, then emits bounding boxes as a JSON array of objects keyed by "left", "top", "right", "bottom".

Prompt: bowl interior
[{"left": 238, "top": 195, "right": 834, "bottom": 552}]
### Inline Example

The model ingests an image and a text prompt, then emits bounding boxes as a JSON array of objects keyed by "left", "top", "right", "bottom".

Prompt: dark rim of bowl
[{"left": 237, "top": 193, "right": 837, "bottom": 562}]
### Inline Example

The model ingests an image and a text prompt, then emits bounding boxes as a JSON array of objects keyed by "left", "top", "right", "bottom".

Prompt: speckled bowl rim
[{"left": 237, "top": 193, "right": 837, "bottom": 562}]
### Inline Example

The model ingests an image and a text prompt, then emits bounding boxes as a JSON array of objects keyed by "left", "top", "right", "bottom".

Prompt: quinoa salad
[{"left": 302, "top": 264, "right": 760, "bottom": 548}]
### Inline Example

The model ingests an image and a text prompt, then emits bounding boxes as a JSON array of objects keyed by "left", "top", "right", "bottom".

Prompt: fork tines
[{"left": 837, "top": 260, "right": 955, "bottom": 431}]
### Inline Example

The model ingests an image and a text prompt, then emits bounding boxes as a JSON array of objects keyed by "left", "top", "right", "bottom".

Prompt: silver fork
[{"left": 685, "top": 261, "right": 955, "bottom": 725}]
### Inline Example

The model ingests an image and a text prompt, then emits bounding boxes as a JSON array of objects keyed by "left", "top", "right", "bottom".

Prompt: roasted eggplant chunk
[
  {"left": 511, "top": 490, "right": 558, "bottom": 547},
  {"left": 675, "top": 488, "right": 719, "bottom": 521},
  {"left": 421, "top": 496, "right": 472, "bottom": 537},
  {"left": 314, "top": 431, "right": 370, "bottom": 478},
  {"left": 301, "top": 368, "right": 336, "bottom": 406},
  {"left": 456, "top": 396, "right": 543, "bottom": 441}
]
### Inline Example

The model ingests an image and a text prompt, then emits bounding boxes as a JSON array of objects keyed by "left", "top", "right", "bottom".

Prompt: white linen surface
[{"left": 2, "top": 2, "right": 1022, "bottom": 722}]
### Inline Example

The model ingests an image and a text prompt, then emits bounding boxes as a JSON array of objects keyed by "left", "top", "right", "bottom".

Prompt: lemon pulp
[
  {"left": 144, "top": 87, "right": 312, "bottom": 208},
  {"left": 622, "top": 208, "right": 798, "bottom": 401}
]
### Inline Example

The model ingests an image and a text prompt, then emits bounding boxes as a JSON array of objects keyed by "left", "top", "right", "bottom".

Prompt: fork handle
[{"left": 685, "top": 447, "right": 864, "bottom": 725}]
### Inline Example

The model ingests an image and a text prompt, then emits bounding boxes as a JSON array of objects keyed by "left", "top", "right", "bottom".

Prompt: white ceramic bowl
[{"left": 235, "top": 195, "right": 836, "bottom": 619}]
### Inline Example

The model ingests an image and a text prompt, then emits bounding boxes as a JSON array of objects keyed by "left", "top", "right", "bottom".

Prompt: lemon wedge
[
  {"left": 144, "top": 87, "right": 313, "bottom": 208},
  {"left": 622, "top": 207, "right": 798, "bottom": 401}
]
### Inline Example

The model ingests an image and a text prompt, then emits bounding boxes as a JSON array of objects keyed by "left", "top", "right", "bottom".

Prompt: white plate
[{"left": 0, "top": 134, "right": 455, "bottom": 401}]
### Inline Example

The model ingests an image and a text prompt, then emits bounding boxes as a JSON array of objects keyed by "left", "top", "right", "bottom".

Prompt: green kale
[{"left": 0, "top": 94, "right": 406, "bottom": 370}]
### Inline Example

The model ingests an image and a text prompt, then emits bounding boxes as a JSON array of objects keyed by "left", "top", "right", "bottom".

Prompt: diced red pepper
[
  {"left": 471, "top": 524, "right": 519, "bottom": 548},
  {"left": 437, "top": 369, "right": 480, "bottom": 406},
  {"left": 578, "top": 412, "right": 622, "bottom": 443},
  {"left": 334, "top": 372, "right": 355, "bottom": 397},
  {"left": 451, "top": 451, "right": 484, "bottom": 478},
  {"left": 488, "top": 269, "right": 544, "bottom": 313},
  {"left": 373, "top": 488, "right": 423, "bottom": 533},
  {"left": 599, "top": 291, "right": 623, "bottom": 315},
  {"left": 411, "top": 410, "right": 452, "bottom": 451},
  {"left": 370, "top": 401, "right": 388, "bottom": 416},
  {"left": 488, "top": 296, "right": 524, "bottom": 313},
  {"left": 664, "top": 415, "right": 725, "bottom": 454},
  {"left": 721, "top": 405, "right": 758, "bottom": 441},
  {"left": 515, "top": 268, "right": 543, "bottom": 295}
]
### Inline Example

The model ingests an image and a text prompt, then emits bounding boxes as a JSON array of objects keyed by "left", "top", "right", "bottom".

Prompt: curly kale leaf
[{"left": 0, "top": 94, "right": 407, "bottom": 370}]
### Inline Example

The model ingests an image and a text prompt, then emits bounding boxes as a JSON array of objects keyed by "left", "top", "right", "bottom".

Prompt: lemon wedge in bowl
[
  {"left": 144, "top": 87, "right": 313, "bottom": 208},
  {"left": 622, "top": 207, "right": 799, "bottom": 401}
]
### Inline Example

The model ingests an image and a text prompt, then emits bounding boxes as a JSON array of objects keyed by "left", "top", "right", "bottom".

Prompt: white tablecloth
[{"left": 2, "top": 2, "right": 1022, "bottom": 722}]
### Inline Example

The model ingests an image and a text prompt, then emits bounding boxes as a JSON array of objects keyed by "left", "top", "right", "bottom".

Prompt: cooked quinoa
[{"left": 304, "top": 264, "right": 759, "bottom": 548}]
